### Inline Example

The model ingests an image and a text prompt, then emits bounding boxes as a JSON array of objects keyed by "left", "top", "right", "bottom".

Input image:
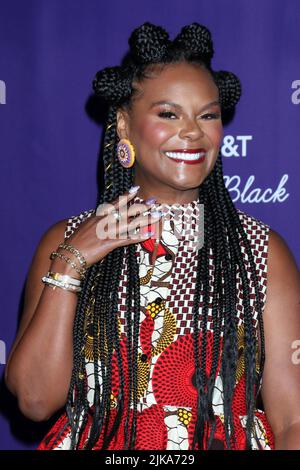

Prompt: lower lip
[{"left": 164, "top": 154, "right": 206, "bottom": 165}]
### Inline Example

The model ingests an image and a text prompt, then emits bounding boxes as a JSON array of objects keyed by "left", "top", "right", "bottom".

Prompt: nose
[{"left": 178, "top": 118, "right": 205, "bottom": 140}]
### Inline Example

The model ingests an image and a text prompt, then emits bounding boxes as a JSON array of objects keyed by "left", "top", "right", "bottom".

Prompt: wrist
[{"left": 49, "top": 258, "right": 82, "bottom": 280}]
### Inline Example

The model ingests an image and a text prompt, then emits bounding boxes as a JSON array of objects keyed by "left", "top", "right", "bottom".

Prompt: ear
[{"left": 116, "top": 108, "right": 130, "bottom": 140}]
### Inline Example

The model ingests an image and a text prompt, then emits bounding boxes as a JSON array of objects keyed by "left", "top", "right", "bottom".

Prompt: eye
[
  {"left": 201, "top": 112, "right": 221, "bottom": 120},
  {"left": 158, "top": 111, "right": 178, "bottom": 119}
]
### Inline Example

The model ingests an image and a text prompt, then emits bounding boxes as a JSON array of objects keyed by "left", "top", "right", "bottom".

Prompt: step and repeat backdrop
[{"left": 0, "top": 0, "right": 299, "bottom": 450}]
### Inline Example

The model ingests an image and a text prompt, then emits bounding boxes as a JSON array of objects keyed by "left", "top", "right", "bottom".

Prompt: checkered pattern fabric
[
  {"left": 64, "top": 209, "right": 95, "bottom": 239},
  {"left": 64, "top": 202, "right": 269, "bottom": 338}
]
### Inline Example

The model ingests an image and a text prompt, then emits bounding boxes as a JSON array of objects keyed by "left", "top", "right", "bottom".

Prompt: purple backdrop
[{"left": 0, "top": 0, "right": 299, "bottom": 450}]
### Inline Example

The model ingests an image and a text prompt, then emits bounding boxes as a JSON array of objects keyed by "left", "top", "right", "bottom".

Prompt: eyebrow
[{"left": 149, "top": 100, "right": 220, "bottom": 112}]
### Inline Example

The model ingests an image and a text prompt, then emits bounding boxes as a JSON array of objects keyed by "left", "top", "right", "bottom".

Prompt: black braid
[
  {"left": 211, "top": 159, "right": 238, "bottom": 449},
  {"left": 86, "top": 253, "right": 114, "bottom": 448},
  {"left": 123, "top": 244, "right": 134, "bottom": 448},
  {"left": 129, "top": 243, "right": 141, "bottom": 447},
  {"left": 101, "top": 247, "right": 124, "bottom": 448},
  {"left": 66, "top": 264, "right": 98, "bottom": 448},
  {"left": 192, "top": 182, "right": 211, "bottom": 449},
  {"left": 213, "top": 156, "right": 263, "bottom": 448},
  {"left": 60, "top": 21, "right": 265, "bottom": 451}
]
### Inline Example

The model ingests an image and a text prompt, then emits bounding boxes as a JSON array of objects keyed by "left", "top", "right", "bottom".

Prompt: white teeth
[{"left": 165, "top": 151, "right": 206, "bottom": 161}]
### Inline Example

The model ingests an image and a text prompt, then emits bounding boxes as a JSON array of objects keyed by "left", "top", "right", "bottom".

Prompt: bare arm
[
  {"left": 5, "top": 218, "right": 79, "bottom": 421},
  {"left": 5, "top": 190, "right": 161, "bottom": 421},
  {"left": 261, "top": 229, "right": 300, "bottom": 449}
]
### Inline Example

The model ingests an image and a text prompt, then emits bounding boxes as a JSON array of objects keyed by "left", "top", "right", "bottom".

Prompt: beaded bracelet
[
  {"left": 58, "top": 242, "right": 87, "bottom": 268},
  {"left": 50, "top": 252, "right": 86, "bottom": 278}
]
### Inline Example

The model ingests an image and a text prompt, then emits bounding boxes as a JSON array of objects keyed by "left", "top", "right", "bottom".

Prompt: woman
[{"left": 5, "top": 22, "right": 300, "bottom": 450}]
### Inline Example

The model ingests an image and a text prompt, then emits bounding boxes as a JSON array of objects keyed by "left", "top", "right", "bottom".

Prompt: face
[{"left": 117, "top": 61, "right": 223, "bottom": 204}]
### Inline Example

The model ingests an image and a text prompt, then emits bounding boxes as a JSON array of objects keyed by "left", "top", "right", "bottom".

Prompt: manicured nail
[
  {"left": 143, "top": 231, "right": 154, "bottom": 238},
  {"left": 129, "top": 185, "right": 140, "bottom": 194},
  {"left": 145, "top": 197, "right": 156, "bottom": 205},
  {"left": 151, "top": 211, "right": 162, "bottom": 218}
]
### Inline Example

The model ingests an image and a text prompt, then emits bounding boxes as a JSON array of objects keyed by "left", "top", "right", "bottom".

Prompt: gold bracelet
[
  {"left": 50, "top": 252, "right": 86, "bottom": 278},
  {"left": 58, "top": 243, "right": 87, "bottom": 268}
]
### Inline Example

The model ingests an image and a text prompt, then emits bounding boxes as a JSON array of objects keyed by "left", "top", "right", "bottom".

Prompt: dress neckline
[
  {"left": 133, "top": 195, "right": 200, "bottom": 214},
  {"left": 132, "top": 194, "right": 202, "bottom": 254}
]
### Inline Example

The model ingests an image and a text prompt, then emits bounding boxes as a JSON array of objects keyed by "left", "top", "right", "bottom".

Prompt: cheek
[
  {"left": 207, "top": 123, "right": 223, "bottom": 147},
  {"left": 135, "top": 120, "right": 174, "bottom": 148}
]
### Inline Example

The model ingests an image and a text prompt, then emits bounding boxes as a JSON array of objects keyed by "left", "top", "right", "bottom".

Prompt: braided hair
[{"left": 63, "top": 22, "right": 265, "bottom": 450}]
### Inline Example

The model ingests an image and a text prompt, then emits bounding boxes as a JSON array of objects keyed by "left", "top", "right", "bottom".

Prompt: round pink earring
[{"left": 116, "top": 138, "right": 135, "bottom": 168}]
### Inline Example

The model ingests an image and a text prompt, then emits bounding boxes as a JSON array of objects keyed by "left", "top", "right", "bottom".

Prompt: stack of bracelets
[{"left": 41, "top": 242, "right": 88, "bottom": 294}]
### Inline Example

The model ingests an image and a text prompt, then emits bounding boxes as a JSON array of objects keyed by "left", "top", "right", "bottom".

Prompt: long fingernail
[
  {"left": 151, "top": 210, "right": 163, "bottom": 218},
  {"left": 142, "top": 231, "right": 154, "bottom": 238},
  {"left": 145, "top": 197, "right": 156, "bottom": 205},
  {"left": 129, "top": 185, "right": 140, "bottom": 194}
]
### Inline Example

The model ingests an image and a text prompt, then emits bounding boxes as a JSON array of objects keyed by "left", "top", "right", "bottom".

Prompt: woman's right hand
[{"left": 63, "top": 188, "right": 162, "bottom": 270}]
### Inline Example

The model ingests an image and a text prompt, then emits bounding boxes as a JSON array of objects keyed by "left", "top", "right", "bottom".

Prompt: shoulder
[
  {"left": 35, "top": 218, "right": 69, "bottom": 257},
  {"left": 236, "top": 208, "right": 299, "bottom": 285},
  {"left": 236, "top": 208, "right": 270, "bottom": 236},
  {"left": 268, "top": 228, "right": 298, "bottom": 266},
  {"left": 235, "top": 209, "right": 270, "bottom": 272},
  {"left": 267, "top": 228, "right": 299, "bottom": 291},
  {"left": 34, "top": 208, "right": 95, "bottom": 265},
  {"left": 261, "top": 223, "right": 299, "bottom": 317}
]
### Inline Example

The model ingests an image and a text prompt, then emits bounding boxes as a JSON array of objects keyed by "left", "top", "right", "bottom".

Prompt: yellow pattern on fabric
[
  {"left": 178, "top": 408, "right": 193, "bottom": 427},
  {"left": 151, "top": 307, "right": 176, "bottom": 357}
]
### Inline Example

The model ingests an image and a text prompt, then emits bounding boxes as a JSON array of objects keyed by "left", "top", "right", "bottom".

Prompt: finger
[
  {"left": 117, "top": 210, "right": 162, "bottom": 235},
  {"left": 96, "top": 186, "right": 140, "bottom": 217},
  {"left": 110, "top": 216, "right": 161, "bottom": 247},
  {"left": 114, "top": 229, "right": 156, "bottom": 248},
  {"left": 96, "top": 201, "right": 116, "bottom": 217},
  {"left": 127, "top": 202, "right": 156, "bottom": 218},
  {"left": 137, "top": 219, "right": 160, "bottom": 240},
  {"left": 95, "top": 207, "right": 160, "bottom": 240}
]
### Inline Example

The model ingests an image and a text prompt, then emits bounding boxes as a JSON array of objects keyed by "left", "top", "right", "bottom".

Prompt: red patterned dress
[{"left": 38, "top": 197, "right": 274, "bottom": 450}]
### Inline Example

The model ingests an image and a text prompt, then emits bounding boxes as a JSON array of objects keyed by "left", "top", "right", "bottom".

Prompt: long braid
[
  {"left": 98, "top": 248, "right": 127, "bottom": 448},
  {"left": 52, "top": 267, "right": 98, "bottom": 448},
  {"left": 86, "top": 254, "right": 114, "bottom": 448},
  {"left": 192, "top": 181, "right": 211, "bottom": 449},
  {"left": 67, "top": 264, "right": 99, "bottom": 448},
  {"left": 206, "top": 164, "right": 232, "bottom": 448},
  {"left": 211, "top": 158, "right": 238, "bottom": 448},
  {"left": 130, "top": 243, "right": 142, "bottom": 447},
  {"left": 223, "top": 202, "right": 259, "bottom": 447},
  {"left": 100, "top": 139, "right": 130, "bottom": 448},
  {"left": 101, "top": 247, "right": 125, "bottom": 448},
  {"left": 214, "top": 155, "right": 262, "bottom": 448},
  {"left": 123, "top": 244, "right": 134, "bottom": 448},
  {"left": 87, "top": 105, "right": 131, "bottom": 448},
  {"left": 65, "top": 102, "right": 132, "bottom": 449}
]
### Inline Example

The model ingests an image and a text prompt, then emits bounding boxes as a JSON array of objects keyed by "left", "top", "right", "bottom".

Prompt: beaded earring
[{"left": 116, "top": 138, "right": 135, "bottom": 168}]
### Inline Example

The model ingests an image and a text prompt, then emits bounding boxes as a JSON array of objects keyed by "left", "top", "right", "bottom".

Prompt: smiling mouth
[{"left": 163, "top": 150, "right": 207, "bottom": 164}]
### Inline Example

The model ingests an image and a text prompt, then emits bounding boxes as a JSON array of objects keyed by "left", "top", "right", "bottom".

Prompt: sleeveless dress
[{"left": 38, "top": 196, "right": 274, "bottom": 450}]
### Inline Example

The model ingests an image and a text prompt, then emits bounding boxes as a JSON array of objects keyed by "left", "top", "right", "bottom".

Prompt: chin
[{"left": 167, "top": 179, "right": 203, "bottom": 191}]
